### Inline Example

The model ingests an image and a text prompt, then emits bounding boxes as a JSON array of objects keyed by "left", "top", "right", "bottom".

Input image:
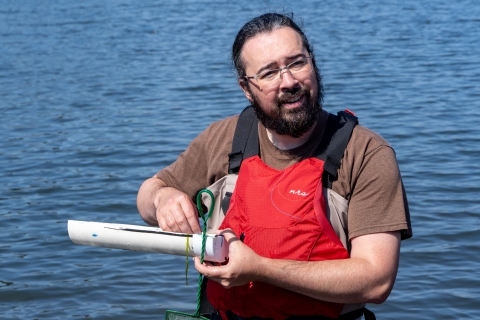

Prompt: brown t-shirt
[{"left": 157, "top": 110, "right": 412, "bottom": 240}]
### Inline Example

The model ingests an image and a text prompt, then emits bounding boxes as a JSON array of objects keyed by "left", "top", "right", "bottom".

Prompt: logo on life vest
[{"left": 289, "top": 190, "right": 309, "bottom": 196}]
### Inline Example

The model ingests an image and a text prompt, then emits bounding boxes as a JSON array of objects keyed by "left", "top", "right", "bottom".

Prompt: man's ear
[{"left": 238, "top": 79, "right": 253, "bottom": 103}]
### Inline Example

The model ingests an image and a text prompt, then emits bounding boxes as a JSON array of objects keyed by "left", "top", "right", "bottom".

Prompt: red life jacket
[{"left": 207, "top": 155, "right": 350, "bottom": 319}]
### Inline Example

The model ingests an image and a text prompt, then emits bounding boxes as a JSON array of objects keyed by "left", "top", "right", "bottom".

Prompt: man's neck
[{"left": 266, "top": 122, "right": 317, "bottom": 150}]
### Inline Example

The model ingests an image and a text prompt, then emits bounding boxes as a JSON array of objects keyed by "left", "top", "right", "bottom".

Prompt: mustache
[{"left": 277, "top": 86, "right": 304, "bottom": 104}]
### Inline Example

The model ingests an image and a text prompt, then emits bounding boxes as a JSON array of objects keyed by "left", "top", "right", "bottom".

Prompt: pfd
[
  {"left": 207, "top": 155, "right": 350, "bottom": 319},
  {"left": 200, "top": 106, "right": 359, "bottom": 319}
]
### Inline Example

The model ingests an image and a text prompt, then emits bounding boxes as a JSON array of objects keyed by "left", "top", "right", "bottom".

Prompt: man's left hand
[{"left": 194, "top": 229, "right": 264, "bottom": 288}]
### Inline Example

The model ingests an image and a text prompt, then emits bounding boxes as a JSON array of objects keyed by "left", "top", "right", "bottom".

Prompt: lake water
[{"left": 1, "top": 1, "right": 479, "bottom": 319}]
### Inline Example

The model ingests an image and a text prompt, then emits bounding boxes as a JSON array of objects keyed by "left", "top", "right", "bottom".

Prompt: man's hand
[
  {"left": 154, "top": 186, "right": 201, "bottom": 233},
  {"left": 137, "top": 176, "right": 201, "bottom": 233},
  {"left": 194, "top": 229, "right": 265, "bottom": 288}
]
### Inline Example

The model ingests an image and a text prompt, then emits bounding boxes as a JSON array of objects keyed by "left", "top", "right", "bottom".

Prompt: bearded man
[{"left": 137, "top": 12, "right": 412, "bottom": 320}]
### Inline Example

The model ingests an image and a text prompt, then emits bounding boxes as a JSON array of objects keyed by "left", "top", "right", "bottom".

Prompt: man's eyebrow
[
  {"left": 255, "top": 53, "right": 307, "bottom": 75},
  {"left": 255, "top": 62, "right": 277, "bottom": 75}
]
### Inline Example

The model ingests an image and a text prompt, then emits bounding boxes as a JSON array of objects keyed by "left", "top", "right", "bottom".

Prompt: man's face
[{"left": 239, "top": 27, "right": 320, "bottom": 138}]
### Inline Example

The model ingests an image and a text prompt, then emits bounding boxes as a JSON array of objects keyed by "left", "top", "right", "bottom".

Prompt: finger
[
  {"left": 157, "top": 205, "right": 181, "bottom": 232},
  {"left": 168, "top": 195, "right": 201, "bottom": 233},
  {"left": 194, "top": 256, "right": 210, "bottom": 275},
  {"left": 160, "top": 197, "right": 194, "bottom": 233},
  {"left": 171, "top": 206, "right": 194, "bottom": 234},
  {"left": 194, "top": 258, "right": 235, "bottom": 289},
  {"left": 195, "top": 257, "right": 219, "bottom": 277},
  {"left": 181, "top": 200, "right": 202, "bottom": 233},
  {"left": 173, "top": 201, "right": 202, "bottom": 233},
  {"left": 218, "top": 229, "right": 238, "bottom": 242},
  {"left": 156, "top": 210, "right": 172, "bottom": 231}
]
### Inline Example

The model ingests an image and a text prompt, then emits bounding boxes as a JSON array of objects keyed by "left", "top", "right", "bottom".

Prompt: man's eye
[
  {"left": 289, "top": 60, "right": 306, "bottom": 71},
  {"left": 258, "top": 70, "right": 278, "bottom": 80}
]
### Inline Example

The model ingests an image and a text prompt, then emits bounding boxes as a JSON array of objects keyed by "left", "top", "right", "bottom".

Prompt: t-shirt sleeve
[
  {"left": 337, "top": 127, "right": 412, "bottom": 240},
  {"left": 348, "top": 146, "right": 411, "bottom": 239},
  {"left": 156, "top": 115, "right": 238, "bottom": 201}
]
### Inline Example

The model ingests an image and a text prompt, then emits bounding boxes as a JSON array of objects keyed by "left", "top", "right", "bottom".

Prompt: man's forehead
[{"left": 241, "top": 27, "right": 306, "bottom": 73}]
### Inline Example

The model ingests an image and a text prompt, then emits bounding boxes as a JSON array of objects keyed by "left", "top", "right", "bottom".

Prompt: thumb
[{"left": 217, "top": 228, "right": 238, "bottom": 242}]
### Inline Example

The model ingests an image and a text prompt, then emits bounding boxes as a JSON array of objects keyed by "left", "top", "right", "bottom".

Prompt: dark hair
[{"left": 232, "top": 12, "right": 323, "bottom": 103}]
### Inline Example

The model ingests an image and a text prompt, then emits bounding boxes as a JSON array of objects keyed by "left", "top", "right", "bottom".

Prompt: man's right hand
[{"left": 137, "top": 176, "right": 202, "bottom": 234}]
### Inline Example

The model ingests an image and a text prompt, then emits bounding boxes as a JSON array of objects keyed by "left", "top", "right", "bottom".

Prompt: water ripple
[{"left": 1, "top": 0, "right": 479, "bottom": 319}]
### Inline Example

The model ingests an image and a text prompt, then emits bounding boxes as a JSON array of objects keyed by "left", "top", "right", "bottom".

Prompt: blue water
[{"left": 1, "top": 1, "right": 479, "bottom": 319}]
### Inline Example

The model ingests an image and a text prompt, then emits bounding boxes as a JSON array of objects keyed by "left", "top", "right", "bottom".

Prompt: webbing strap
[
  {"left": 228, "top": 106, "right": 259, "bottom": 174},
  {"left": 228, "top": 107, "right": 357, "bottom": 184},
  {"left": 317, "top": 111, "right": 358, "bottom": 189}
]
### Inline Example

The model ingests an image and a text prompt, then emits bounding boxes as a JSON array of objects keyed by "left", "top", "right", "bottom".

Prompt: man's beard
[{"left": 250, "top": 86, "right": 322, "bottom": 138}]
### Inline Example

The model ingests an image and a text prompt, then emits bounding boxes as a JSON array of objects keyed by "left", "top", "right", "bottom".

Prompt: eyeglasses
[{"left": 244, "top": 56, "right": 313, "bottom": 90}]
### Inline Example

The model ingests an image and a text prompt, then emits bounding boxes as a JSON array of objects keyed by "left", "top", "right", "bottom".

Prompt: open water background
[{"left": 1, "top": 0, "right": 479, "bottom": 319}]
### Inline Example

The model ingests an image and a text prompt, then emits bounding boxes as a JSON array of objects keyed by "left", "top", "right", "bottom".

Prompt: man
[{"left": 137, "top": 13, "right": 412, "bottom": 320}]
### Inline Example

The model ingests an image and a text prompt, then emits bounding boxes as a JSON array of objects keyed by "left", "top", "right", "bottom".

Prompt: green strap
[{"left": 194, "top": 189, "right": 215, "bottom": 317}]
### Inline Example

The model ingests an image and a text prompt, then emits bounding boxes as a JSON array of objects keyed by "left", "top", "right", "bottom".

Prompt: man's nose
[{"left": 279, "top": 69, "right": 299, "bottom": 90}]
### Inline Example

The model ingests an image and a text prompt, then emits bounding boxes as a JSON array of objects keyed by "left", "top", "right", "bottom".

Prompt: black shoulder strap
[
  {"left": 316, "top": 111, "right": 358, "bottom": 188},
  {"left": 228, "top": 106, "right": 259, "bottom": 174},
  {"left": 227, "top": 106, "right": 356, "bottom": 187}
]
